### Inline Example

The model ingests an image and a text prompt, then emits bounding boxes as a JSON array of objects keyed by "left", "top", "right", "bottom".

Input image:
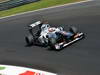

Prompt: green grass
[
  {"left": 0, "top": 66, "right": 6, "bottom": 70},
  {"left": 0, "top": 0, "right": 83, "bottom": 17}
]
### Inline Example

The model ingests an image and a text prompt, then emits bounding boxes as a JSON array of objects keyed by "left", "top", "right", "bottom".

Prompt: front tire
[
  {"left": 48, "top": 38, "right": 57, "bottom": 49},
  {"left": 69, "top": 26, "right": 78, "bottom": 34}
]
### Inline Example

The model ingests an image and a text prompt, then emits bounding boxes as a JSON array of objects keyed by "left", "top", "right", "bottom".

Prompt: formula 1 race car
[{"left": 25, "top": 21, "right": 84, "bottom": 50}]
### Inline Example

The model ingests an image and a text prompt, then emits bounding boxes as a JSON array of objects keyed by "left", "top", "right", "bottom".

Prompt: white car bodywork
[
  {"left": 29, "top": 21, "right": 63, "bottom": 44},
  {"left": 39, "top": 24, "right": 63, "bottom": 44}
]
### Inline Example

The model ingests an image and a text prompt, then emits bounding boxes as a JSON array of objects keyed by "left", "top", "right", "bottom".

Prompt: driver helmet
[{"left": 48, "top": 27, "right": 56, "bottom": 32}]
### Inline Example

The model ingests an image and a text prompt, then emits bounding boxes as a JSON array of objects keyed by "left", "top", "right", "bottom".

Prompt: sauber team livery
[{"left": 25, "top": 21, "right": 85, "bottom": 50}]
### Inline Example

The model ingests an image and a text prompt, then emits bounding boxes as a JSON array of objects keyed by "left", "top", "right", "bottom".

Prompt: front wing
[{"left": 54, "top": 33, "right": 85, "bottom": 50}]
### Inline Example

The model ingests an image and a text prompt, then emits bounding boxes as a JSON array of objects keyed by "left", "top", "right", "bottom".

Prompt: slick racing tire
[
  {"left": 49, "top": 38, "right": 57, "bottom": 49},
  {"left": 69, "top": 26, "right": 78, "bottom": 34},
  {"left": 25, "top": 34, "right": 34, "bottom": 46}
]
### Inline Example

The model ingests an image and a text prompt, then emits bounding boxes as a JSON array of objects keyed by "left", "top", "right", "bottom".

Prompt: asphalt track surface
[{"left": 0, "top": 0, "right": 100, "bottom": 75}]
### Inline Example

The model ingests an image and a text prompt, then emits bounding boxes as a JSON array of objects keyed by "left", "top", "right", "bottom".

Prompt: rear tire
[{"left": 25, "top": 34, "right": 34, "bottom": 46}]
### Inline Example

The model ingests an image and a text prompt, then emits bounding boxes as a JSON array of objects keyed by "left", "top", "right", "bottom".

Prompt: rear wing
[{"left": 29, "top": 21, "right": 41, "bottom": 28}]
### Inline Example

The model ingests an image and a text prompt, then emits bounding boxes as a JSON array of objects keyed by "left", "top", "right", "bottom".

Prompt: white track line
[{"left": 0, "top": 0, "right": 93, "bottom": 20}]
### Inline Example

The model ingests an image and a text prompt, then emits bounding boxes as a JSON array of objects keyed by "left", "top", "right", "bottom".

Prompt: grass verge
[
  {"left": 0, "top": 66, "right": 6, "bottom": 70},
  {"left": 0, "top": 0, "right": 83, "bottom": 17}
]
